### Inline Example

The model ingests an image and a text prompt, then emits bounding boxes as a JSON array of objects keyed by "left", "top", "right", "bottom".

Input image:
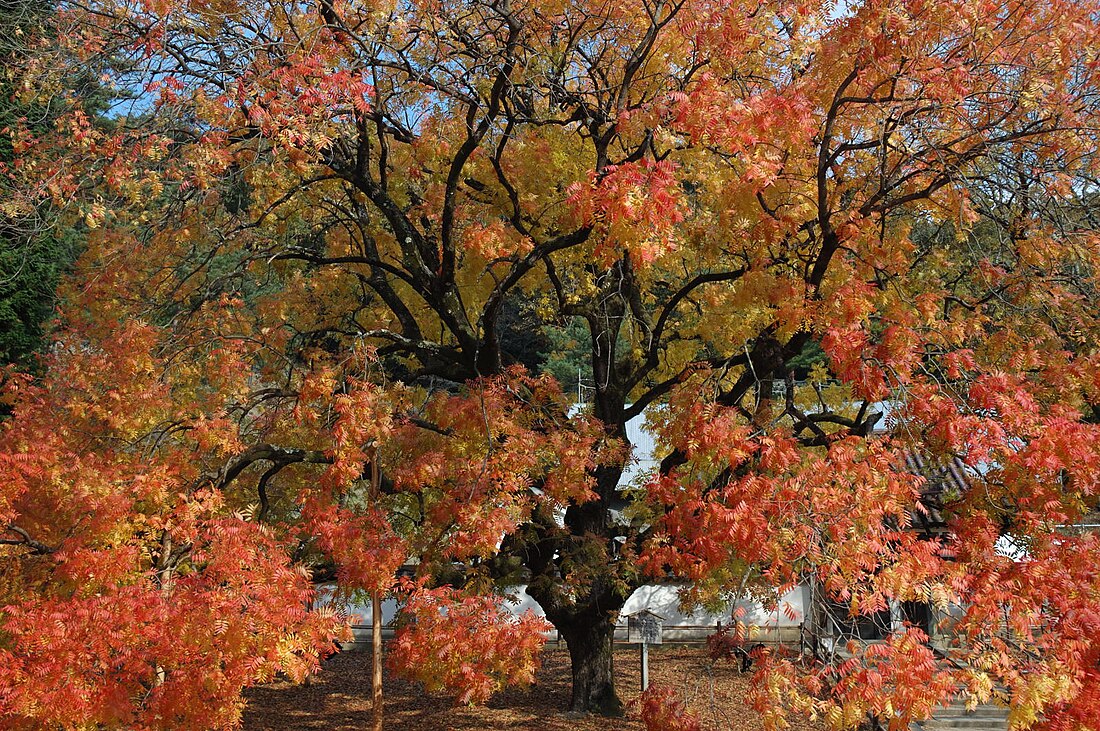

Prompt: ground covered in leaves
[{"left": 242, "top": 645, "right": 820, "bottom": 730}]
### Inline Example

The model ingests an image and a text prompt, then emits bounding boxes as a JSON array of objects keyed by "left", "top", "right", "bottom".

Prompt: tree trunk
[
  {"left": 519, "top": 384, "right": 634, "bottom": 716},
  {"left": 371, "top": 591, "right": 383, "bottom": 731},
  {"left": 558, "top": 613, "right": 623, "bottom": 716}
]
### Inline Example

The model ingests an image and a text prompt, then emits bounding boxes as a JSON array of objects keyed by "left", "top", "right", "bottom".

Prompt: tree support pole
[
  {"left": 370, "top": 453, "right": 383, "bottom": 731},
  {"left": 372, "top": 590, "right": 383, "bottom": 731}
]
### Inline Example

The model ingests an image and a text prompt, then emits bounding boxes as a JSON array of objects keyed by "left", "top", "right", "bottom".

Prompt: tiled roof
[{"left": 900, "top": 450, "right": 971, "bottom": 533}]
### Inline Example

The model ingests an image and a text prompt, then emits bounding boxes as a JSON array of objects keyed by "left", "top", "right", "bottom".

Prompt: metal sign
[
  {"left": 627, "top": 609, "right": 664, "bottom": 645},
  {"left": 626, "top": 609, "right": 665, "bottom": 691}
]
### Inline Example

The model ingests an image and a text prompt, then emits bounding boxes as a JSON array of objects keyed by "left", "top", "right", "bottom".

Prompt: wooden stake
[
  {"left": 370, "top": 453, "right": 383, "bottom": 731},
  {"left": 372, "top": 589, "right": 383, "bottom": 731}
]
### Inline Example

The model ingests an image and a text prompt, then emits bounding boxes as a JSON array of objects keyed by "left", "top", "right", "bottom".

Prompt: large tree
[{"left": 3, "top": 0, "right": 1100, "bottom": 728}]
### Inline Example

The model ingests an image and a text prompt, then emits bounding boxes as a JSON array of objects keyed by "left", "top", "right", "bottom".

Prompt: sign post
[{"left": 626, "top": 609, "right": 664, "bottom": 691}]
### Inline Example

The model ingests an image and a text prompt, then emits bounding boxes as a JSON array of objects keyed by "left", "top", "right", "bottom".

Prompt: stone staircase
[{"left": 913, "top": 699, "right": 1010, "bottom": 731}]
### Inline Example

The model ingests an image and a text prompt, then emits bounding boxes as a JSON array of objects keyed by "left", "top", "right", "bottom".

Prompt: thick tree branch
[{"left": 1, "top": 524, "right": 56, "bottom": 555}]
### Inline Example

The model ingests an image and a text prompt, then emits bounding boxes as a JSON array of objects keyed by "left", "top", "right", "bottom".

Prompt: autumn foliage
[
  {"left": 388, "top": 581, "right": 550, "bottom": 704},
  {"left": 3, "top": 0, "right": 1100, "bottom": 728},
  {"left": 638, "top": 684, "right": 703, "bottom": 731},
  {"left": 0, "top": 362, "right": 341, "bottom": 729}
]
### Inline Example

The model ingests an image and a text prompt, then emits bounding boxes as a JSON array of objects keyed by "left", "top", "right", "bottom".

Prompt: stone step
[
  {"left": 925, "top": 719, "right": 1006, "bottom": 726},
  {"left": 912, "top": 701, "right": 1009, "bottom": 731},
  {"left": 928, "top": 715, "right": 1007, "bottom": 725},
  {"left": 935, "top": 707, "right": 1008, "bottom": 719}
]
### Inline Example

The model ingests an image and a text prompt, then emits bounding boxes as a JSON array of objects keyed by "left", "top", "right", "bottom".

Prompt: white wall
[{"left": 335, "top": 582, "right": 808, "bottom": 641}]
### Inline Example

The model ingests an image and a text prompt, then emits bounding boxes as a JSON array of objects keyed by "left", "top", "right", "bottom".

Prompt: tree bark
[
  {"left": 518, "top": 362, "right": 635, "bottom": 715},
  {"left": 558, "top": 613, "right": 623, "bottom": 716},
  {"left": 371, "top": 590, "right": 383, "bottom": 731},
  {"left": 525, "top": 554, "right": 632, "bottom": 716}
]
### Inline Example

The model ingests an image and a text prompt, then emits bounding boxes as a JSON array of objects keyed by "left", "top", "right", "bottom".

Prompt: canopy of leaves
[{"left": 2, "top": 0, "right": 1100, "bottom": 728}]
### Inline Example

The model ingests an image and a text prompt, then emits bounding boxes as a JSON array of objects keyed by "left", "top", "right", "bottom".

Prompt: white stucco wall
[{"left": 335, "top": 581, "right": 808, "bottom": 645}]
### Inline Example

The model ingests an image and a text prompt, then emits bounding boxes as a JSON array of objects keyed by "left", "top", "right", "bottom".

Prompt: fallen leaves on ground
[{"left": 241, "top": 645, "right": 825, "bottom": 731}]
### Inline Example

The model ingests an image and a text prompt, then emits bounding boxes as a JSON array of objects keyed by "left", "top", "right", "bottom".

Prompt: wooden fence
[{"left": 341, "top": 620, "right": 804, "bottom": 650}]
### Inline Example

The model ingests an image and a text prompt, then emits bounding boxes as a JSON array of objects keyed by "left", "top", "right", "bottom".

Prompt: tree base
[{"left": 561, "top": 616, "right": 624, "bottom": 717}]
